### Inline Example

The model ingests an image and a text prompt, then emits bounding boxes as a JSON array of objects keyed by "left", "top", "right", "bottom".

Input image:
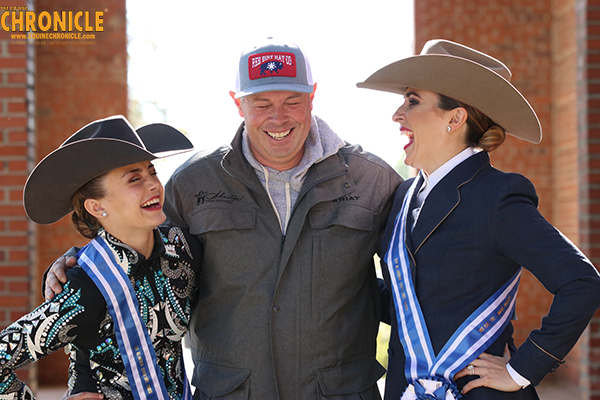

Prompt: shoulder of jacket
[
  {"left": 464, "top": 165, "right": 538, "bottom": 207},
  {"left": 498, "top": 170, "right": 537, "bottom": 196},
  {"left": 476, "top": 164, "right": 533, "bottom": 188},
  {"left": 171, "top": 144, "right": 231, "bottom": 179},
  {"left": 339, "top": 143, "right": 397, "bottom": 172}
]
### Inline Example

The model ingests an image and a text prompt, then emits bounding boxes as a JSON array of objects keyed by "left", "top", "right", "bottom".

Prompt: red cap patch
[{"left": 248, "top": 52, "right": 297, "bottom": 80}]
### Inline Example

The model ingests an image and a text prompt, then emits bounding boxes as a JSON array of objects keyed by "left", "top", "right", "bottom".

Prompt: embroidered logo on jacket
[
  {"left": 195, "top": 190, "right": 244, "bottom": 205},
  {"left": 332, "top": 195, "right": 360, "bottom": 203}
]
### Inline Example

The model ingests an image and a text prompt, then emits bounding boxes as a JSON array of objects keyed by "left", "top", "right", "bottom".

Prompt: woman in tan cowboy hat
[
  {"left": 0, "top": 116, "right": 199, "bottom": 400},
  {"left": 358, "top": 40, "right": 600, "bottom": 399}
]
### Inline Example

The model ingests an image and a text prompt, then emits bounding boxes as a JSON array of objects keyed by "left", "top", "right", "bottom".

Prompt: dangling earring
[
  {"left": 447, "top": 126, "right": 452, "bottom": 132},
  {"left": 101, "top": 211, "right": 107, "bottom": 217}
]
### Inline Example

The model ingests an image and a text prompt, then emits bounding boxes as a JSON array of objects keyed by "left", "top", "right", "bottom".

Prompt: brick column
[
  {"left": 551, "top": 0, "right": 582, "bottom": 388},
  {"left": 33, "top": 0, "right": 128, "bottom": 385},
  {"left": 1, "top": 0, "right": 127, "bottom": 388},
  {"left": 577, "top": 1, "right": 600, "bottom": 398},
  {"left": 0, "top": 0, "right": 36, "bottom": 386}
]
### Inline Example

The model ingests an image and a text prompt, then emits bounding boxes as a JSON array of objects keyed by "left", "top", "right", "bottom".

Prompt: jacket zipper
[{"left": 224, "top": 152, "right": 350, "bottom": 254}]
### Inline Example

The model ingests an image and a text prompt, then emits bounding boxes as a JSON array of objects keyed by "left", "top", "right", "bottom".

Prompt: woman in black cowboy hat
[
  {"left": 0, "top": 115, "right": 199, "bottom": 400},
  {"left": 358, "top": 40, "right": 600, "bottom": 399}
]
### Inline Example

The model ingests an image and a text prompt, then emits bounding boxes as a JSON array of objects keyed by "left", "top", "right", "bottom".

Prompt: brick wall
[
  {"left": 0, "top": 0, "right": 36, "bottom": 386},
  {"left": 415, "top": 0, "right": 555, "bottom": 349}
]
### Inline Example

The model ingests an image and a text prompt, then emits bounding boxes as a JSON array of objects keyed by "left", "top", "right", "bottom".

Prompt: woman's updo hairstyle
[
  {"left": 70, "top": 173, "right": 107, "bottom": 239},
  {"left": 438, "top": 94, "right": 506, "bottom": 153}
]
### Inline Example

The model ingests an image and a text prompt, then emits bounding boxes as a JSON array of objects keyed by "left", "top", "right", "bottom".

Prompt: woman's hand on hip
[{"left": 454, "top": 345, "right": 522, "bottom": 394}]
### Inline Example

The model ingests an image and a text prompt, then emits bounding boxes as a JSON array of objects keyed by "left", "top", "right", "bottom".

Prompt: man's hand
[{"left": 45, "top": 256, "right": 77, "bottom": 301}]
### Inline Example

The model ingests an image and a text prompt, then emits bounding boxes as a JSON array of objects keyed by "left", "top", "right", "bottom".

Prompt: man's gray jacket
[{"left": 164, "top": 121, "right": 402, "bottom": 399}]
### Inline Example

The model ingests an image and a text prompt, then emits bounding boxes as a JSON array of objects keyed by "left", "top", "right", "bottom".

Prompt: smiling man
[
  {"left": 161, "top": 38, "right": 402, "bottom": 399},
  {"left": 116, "top": 38, "right": 403, "bottom": 400},
  {"left": 231, "top": 90, "right": 314, "bottom": 171}
]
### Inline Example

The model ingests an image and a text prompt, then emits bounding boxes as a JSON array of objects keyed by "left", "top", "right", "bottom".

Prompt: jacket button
[
  {"left": 273, "top": 305, "right": 280, "bottom": 312},
  {"left": 344, "top": 182, "right": 350, "bottom": 188}
]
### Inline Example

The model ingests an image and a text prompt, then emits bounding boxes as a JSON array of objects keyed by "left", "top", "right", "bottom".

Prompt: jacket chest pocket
[
  {"left": 189, "top": 207, "right": 256, "bottom": 234},
  {"left": 308, "top": 204, "right": 373, "bottom": 231},
  {"left": 308, "top": 205, "right": 375, "bottom": 269},
  {"left": 188, "top": 207, "right": 282, "bottom": 285},
  {"left": 307, "top": 205, "right": 376, "bottom": 324}
]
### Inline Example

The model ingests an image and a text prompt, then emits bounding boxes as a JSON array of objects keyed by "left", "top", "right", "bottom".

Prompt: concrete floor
[
  {"left": 35, "top": 377, "right": 579, "bottom": 400},
  {"left": 35, "top": 345, "right": 580, "bottom": 399}
]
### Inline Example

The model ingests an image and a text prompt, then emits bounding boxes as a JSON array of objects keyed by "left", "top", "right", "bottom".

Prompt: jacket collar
[
  {"left": 99, "top": 228, "right": 164, "bottom": 276},
  {"left": 409, "top": 150, "right": 490, "bottom": 254},
  {"left": 222, "top": 123, "right": 266, "bottom": 197},
  {"left": 240, "top": 115, "right": 345, "bottom": 194},
  {"left": 222, "top": 121, "right": 351, "bottom": 200}
]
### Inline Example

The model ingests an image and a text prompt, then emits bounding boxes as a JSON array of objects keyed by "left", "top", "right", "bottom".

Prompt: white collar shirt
[{"left": 412, "top": 147, "right": 477, "bottom": 229}]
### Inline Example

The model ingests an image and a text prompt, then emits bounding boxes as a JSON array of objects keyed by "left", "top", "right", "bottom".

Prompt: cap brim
[
  {"left": 235, "top": 83, "right": 314, "bottom": 98},
  {"left": 357, "top": 54, "right": 541, "bottom": 144}
]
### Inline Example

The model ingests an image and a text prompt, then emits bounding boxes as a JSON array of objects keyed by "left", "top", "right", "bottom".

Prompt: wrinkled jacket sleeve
[
  {"left": 2, "top": 272, "right": 101, "bottom": 399},
  {"left": 494, "top": 175, "right": 600, "bottom": 385},
  {"left": 379, "top": 174, "right": 409, "bottom": 326}
]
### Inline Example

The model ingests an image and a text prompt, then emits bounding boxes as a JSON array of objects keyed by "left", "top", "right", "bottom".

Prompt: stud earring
[
  {"left": 447, "top": 126, "right": 452, "bottom": 132},
  {"left": 101, "top": 211, "right": 107, "bottom": 217}
]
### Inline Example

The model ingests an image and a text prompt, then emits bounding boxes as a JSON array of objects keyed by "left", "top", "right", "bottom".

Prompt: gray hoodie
[{"left": 243, "top": 115, "right": 345, "bottom": 233}]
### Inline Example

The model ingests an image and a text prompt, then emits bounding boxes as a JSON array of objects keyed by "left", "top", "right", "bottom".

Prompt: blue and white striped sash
[
  {"left": 78, "top": 235, "right": 190, "bottom": 400},
  {"left": 385, "top": 178, "right": 521, "bottom": 397}
]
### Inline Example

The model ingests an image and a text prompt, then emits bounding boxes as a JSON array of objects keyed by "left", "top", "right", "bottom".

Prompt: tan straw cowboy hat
[
  {"left": 24, "top": 115, "right": 194, "bottom": 224},
  {"left": 357, "top": 39, "right": 541, "bottom": 144}
]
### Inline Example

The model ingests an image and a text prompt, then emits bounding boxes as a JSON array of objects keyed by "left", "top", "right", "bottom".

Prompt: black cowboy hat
[{"left": 24, "top": 115, "right": 193, "bottom": 224}]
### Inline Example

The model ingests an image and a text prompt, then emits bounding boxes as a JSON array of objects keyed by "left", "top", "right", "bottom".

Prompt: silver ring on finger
[{"left": 468, "top": 364, "right": 475, "bottom": 375}]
